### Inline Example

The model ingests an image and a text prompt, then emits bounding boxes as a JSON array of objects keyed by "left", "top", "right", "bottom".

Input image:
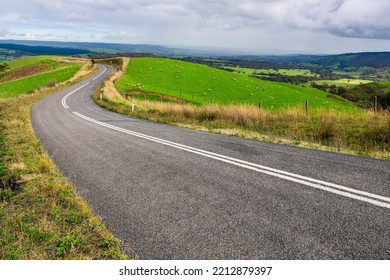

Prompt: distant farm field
[
  {"left": 0, "top": 56, "right": 82, "bottom": 99},
  {"left": 314, "top": 79, "right": 373, "bottom": 87},
  {"left": 117, "top": 58, "right": 356, "bottom": 111},
  {"left": 224, "top": 66, "right": 320, "bottom": 77}
]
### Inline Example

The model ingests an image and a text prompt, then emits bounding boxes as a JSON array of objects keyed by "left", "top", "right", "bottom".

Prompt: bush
[{"left": 47, "top": 79, "right": 56, "bottom": 87}]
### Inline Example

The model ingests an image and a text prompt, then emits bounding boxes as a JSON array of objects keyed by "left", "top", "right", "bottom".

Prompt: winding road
[{"left": 31, "top": 65, "right": 390, "bottom": 259}]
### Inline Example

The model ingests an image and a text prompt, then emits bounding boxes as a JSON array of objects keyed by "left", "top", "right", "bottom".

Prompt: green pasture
[
  {"left": 0, "top": 64, "right": 81, "bottom": 98},
  {"left": 224, "top": 66, "right": 319, "bottom": 77},
  {"left": 1, "top": 56, "right": 68, "bottom": 72},
  {"left": 117, "top": 58, "right": 357, "bottom": 111},
  {"left": 314, "top": 79, "right": 373, "bottom": 87}
]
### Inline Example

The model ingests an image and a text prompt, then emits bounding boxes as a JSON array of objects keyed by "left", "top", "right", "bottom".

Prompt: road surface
[{"left": 31, "top": 65, "right": 390, "bottom": 259}]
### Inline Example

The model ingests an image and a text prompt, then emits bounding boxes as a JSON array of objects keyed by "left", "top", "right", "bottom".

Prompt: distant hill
[
  {"left": 0, "top": 40, "right": 235, "bottom": 57},
  {"left": 231, "top": 52, "right": 390, "bottom": 69},
  {"left": 0, "top": 43, "right": 92, "bottom": 57},
  {"left": 1, "top": 39, "right": 389, "bottom": 70}
]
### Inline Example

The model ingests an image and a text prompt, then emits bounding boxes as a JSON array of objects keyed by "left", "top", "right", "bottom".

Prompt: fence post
[
  {"left": 132, "top": 104, "right": 135, "bottom": 113},
  {"left": 160, "top": 95, "right": 163, "bottom": 103},
  {"left": 305, "top": 100, "right": 309, "bottom": 117},
  {"left": 258, "top": 101, "right": 262, "bottom": 109},
  {"left": 373, "top": 96, "right": 378, "bottom": 112},
  {"left": 100, "top": 88, "right": 103, "bottom": 100}
]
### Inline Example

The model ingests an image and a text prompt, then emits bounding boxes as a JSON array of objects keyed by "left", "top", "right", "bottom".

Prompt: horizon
[{"left": 1, "top": 38, "right": 390, "bottom": 57}]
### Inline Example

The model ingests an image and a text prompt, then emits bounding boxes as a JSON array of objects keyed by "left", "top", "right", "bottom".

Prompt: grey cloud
[
  {"left": 1, "top": 0, "right": 389, "bottom": 54},
  {"left": 9, "top": 0, "right": 390, "bottom": 39},
  {"left": 283, "top": 0, "right": 390, "bottom": 39}
]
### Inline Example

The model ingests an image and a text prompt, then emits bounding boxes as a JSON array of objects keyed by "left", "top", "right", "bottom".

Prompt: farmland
[
  {"left": 223, "top": 66, "right": 319, "bottom": 77},
  {"left": 313, "top": 78, "right": 373, "bottom": 87},
  {"left": 0, "top": 56, "right": 82, "bottom": 98},
  {"left": 117, "top": 58, "right": 356, "bottom": 111}
]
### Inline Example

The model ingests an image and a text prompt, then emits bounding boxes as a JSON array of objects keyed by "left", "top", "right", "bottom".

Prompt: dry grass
[
  {"left": 0, "top": 63, "right": 128, "bottom": 259},
  {"left": 95, "top": 91, "right": 390, "bottom": 159}
]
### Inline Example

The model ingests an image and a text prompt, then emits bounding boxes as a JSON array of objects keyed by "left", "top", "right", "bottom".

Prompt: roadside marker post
[{"left": 305, "top": 100, "right": 309, "bottom": 118}]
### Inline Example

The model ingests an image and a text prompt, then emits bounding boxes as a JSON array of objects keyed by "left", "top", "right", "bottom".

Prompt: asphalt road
[{"left": 31, "top": 65, "right": 390, "bottom": 259}]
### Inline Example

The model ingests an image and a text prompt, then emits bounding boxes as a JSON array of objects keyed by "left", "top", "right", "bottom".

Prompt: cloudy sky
[{"left": 1, "top": 0, "right": 390, "bottom": 54}]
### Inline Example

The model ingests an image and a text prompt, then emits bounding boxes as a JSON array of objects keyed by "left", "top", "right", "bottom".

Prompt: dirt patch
[{"left": 0, "top": 64, "right": 48, "bottom": 82}]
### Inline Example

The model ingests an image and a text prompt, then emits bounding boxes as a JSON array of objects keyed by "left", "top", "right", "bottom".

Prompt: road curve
[{"left": 31, "top": 65, "right": 390, "bottom": 259}]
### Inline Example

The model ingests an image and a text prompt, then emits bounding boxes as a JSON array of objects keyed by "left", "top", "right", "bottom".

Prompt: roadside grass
[
  {"left": 0, "top": 62, "right": 128, "bottom": 259},
  {"left": 116, "top": 58, "right": 357, "bottom": 111},
  {"left": 94, "top": 89, "right": 390, "bottom": 159},
  {"left": 0, "top": 59, "right": 82, "bottom": 98}
]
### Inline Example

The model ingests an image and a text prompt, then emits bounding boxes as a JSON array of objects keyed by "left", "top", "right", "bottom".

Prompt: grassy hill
[
  {"left": 339, "top": 82, "right": 390, "bottom": 109},
  {"left": 117, "top": 58, "right": 356, "bottom": 111},
  {"left": 0, "top": 56, "right": 82, "bottom": 98}
]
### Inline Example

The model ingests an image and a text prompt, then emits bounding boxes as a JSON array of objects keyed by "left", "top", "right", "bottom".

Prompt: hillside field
[
  {"left": 0, "top": 56, "right": 82, "bottom": 99},
  {"left": 314, "top": 79, "right": 373, "bottom": 87},
  {"left": 117, "top": 58, "right": 357, "bottom": 111},
  {"left": 223, "top": 66, "right": 320, "bottom": 77}
]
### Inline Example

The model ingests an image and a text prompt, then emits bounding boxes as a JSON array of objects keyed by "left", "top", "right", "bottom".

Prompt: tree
[{"left": 0, "top": 63, "right": 9, "bottom": 72}]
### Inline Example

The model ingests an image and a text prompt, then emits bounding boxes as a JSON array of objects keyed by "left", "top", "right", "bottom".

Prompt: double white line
[
  {"left": 62, "top": 66, "right": 107, "bottom": 109},
  {"left": 72, "top": 111, "right": 390, "bottom": 210},
  {"left": 62, "top": 82, "right": 90, "bottom": 109},
  {"left": 61, "top": 66, "right": 390, "bottom": 210}
]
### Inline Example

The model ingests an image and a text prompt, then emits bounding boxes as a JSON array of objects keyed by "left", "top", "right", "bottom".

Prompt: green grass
[
  {"left": 117, "top": 58, "right": 356, "bottom": 111},
  {"left": 0, "top": 63, "right": 81, "bottom": 98},
  {"left": 314, "top": 79, "right": 373, "bottom": 87},
  {"left": 95, "top": 93, "right": 390, "bottom": 159},
  {"left": 2, "top": 56, "right": 64, "bottom": 71},
  {"left": 224, "top": 66, "right": 320, "bottom": 77}
]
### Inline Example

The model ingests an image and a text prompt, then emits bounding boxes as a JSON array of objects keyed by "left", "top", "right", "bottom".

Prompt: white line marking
[
  {"left": 72, "top": 111, "right": 390, "bottom": 210},
  {"left": 61, "top": 66, "right": 107, "bottom": 109},
  {"left": 61, "top": 82, "right": 90, "bottom": 109},
  {"left": 92, "top": 66, "right": 107, "bottom": 81}
]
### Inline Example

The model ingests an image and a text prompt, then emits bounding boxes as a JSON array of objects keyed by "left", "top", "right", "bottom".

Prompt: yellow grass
[{"left": 96, "top": 87, "right": 390, "bottom": 159}]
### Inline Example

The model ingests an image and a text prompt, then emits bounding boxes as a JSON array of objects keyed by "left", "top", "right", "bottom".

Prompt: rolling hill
[
  {"left": 116, "top": 57, "right": 356, "bottom": 111},
  {"left": 0, "top": 56, "right": 82, "bottom": 98}
]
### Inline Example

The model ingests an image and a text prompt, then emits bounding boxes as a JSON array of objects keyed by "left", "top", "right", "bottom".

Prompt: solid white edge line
[{"left": 72, "top": 111, "right": 390, "bottom": 210}]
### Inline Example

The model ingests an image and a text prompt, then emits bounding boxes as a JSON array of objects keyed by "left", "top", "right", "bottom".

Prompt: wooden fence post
[
  {"left": 305, "top": 100, "right": 309, "bottom": 117},
  {"left": 373, "top": 96, "right": 378, "bottom": 112},
  {"left": 258, "top": 101, "right": 262, "bottom": 109}
]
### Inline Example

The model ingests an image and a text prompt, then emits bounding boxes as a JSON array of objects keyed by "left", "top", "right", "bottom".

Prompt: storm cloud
[{"left": 1, "top": 0, "right": 389, "bottom": 53}]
